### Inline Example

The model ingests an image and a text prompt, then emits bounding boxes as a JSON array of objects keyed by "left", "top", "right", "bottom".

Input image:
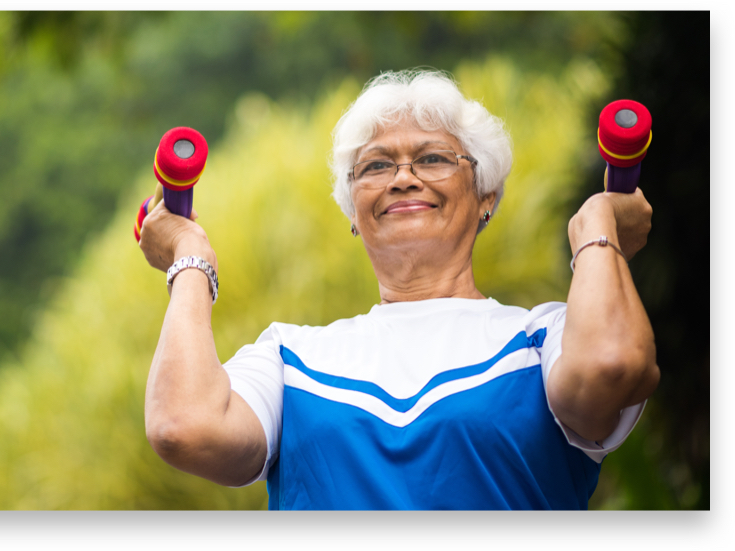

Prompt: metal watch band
[{"left": 166, "top": 256, "right": 219, "bottom": 304}]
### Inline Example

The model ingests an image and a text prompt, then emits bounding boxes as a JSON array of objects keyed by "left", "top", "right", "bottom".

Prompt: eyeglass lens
[{"left": 353, "top": 151, "right": 460, "bottom": 186}]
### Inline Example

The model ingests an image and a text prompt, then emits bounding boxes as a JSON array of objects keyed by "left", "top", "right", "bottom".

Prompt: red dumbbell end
[
  {"left": 598, "top": 99, "right": 652, "bottom": 168},
  {"left": 134, "top": 195, "right": 154, "bottom": 243},
  {"left": 153, "top": 127, "right": 208, "bottom": 192}
]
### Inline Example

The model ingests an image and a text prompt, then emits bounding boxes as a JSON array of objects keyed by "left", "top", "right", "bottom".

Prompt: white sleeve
[
  {"left": 528, "top": 302, "right": 646, "bottom": 464},
  {"left": 222, "top": 324, "right": 284, "bottom": 485}
]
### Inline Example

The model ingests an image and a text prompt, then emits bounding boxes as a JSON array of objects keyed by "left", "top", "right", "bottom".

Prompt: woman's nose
[{"left": 390, "top": 163, "right": 424, "bottom": 190}]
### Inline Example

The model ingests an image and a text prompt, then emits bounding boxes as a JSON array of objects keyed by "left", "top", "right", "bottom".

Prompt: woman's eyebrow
[
  {"left": 415, "top": 140, "right": 453, "bottom": 149},
  {"left": 360, "top": 145, "right": 392, "bottom": 156},
  {"left": 360, "top": 141, "right": 454, "bottom": 158}
]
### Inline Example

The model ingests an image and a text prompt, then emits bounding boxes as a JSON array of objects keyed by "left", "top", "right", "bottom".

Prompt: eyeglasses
[{"left": 350, "top": 150, "right": 477, "bottom": 188}]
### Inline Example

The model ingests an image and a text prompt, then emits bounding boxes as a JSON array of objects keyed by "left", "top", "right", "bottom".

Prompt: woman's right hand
[{"left": 138, "top": 199, "right": 218, "bottom": 273}]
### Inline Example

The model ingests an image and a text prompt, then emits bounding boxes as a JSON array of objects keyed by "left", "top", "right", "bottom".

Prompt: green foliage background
[{"left": 0, "top": 12, "right": 709, "bottom": 510}]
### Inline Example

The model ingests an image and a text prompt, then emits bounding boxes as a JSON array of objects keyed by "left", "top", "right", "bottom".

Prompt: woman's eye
[
  {"left": 417, "top": 153, "right": 453, "bottom": 165},
  {"left": 363, "top": 161, "right": 391, "bottom": 172}
]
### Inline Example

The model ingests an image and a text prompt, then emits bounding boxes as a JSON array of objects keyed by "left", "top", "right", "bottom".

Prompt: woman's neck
[{"left": 372, "top": 247, "right": 486, "bottom": 304}]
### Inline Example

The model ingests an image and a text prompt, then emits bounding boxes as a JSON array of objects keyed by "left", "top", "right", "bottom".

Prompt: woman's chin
[{"left": 372, "top": 219, "right": 449, "bottom": 248}]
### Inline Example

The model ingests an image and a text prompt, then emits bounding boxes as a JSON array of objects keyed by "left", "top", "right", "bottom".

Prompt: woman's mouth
[{"left": 383, "top": 201, "right": 437, "bottom": 214}]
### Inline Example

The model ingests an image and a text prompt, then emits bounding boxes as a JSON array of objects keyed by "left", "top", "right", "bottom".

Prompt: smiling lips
[{"left": 383, "top": 200, "right": 437, "bottom": 214}]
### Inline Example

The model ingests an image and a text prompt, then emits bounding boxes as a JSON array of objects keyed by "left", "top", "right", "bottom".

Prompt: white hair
[{"left": 330, "top": 69, "right": 513, "bottom": 221}]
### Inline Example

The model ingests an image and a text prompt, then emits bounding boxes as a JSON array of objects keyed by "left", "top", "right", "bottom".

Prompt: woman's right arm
[{"left": 139, "top": 200, "right": 267, "bottom": 486}]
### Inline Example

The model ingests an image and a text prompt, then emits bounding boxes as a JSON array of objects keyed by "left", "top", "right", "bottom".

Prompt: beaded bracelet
[{"left": 570, "top": 236, "right": 627, "bottom": 273}]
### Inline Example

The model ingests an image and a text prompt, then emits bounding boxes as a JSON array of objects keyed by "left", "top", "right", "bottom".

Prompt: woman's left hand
[{"left": 568, "top": 187, "right": 653, "bottom": 261}]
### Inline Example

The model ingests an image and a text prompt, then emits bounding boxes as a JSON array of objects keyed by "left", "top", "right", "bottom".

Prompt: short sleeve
[
  {"left": 222, "top": 324, "right": 284, "bottom": 485},
  {"left": 526, "top": 302, "right": 646, "bottom": 464}
]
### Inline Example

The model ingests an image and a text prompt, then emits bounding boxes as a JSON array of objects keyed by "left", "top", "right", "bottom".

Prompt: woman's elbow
[
  {"left": 624, "top": 353, "right": 660, "bottom": 406},
  {"left": 594, "top": 339, "right": 660, "bottom": 405},
  {"left": 145, "top": 414, "right": 201, "bottom": 465}
]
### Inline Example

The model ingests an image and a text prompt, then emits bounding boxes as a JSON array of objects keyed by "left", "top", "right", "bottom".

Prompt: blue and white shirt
[{"left": 223, "top": 297, "right": 645, "bottom": 510}]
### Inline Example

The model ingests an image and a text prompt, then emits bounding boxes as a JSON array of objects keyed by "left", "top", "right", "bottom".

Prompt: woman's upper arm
[
  {"left": 146, "top": 321, "right": 284, "bottom": 487},
  {"left": 218, "top": 330, "right": 285, "bottom": 485},
  {"left": 544, "top": 314, "right": 659, "bottom": 444},
  {"left": 536, "top": 302, "right": 657, "bottom": 448}
]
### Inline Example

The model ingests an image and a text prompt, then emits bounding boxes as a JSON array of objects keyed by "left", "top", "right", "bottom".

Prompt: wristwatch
[{"left": 166, "top": 256, "right": 219, "bottom": 304}]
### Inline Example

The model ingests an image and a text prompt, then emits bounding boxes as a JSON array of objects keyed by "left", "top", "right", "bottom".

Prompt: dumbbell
[
  {"left": 134, "top": 127, "right": 208, "bottom": 242},
  {"left": 597, "top": 100, "right": 652, "bottom": 193}
]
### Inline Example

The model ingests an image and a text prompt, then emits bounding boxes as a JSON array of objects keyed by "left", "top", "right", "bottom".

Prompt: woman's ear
[{"left": 481, "top": 192, "right": 497, "bottom": 217}]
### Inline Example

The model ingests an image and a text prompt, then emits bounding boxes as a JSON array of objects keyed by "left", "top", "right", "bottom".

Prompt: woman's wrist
[
  {"left": 569, "top": 195, "right": 619, "bottom": 252},
  {"left": 167, "top": 256, "right": 219, "bottom": 304},
  {"left": 173, "top": 237, "right": 217, "bottom": 271}
]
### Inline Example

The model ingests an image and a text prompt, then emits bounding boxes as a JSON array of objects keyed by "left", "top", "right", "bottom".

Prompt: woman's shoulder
[{"left": 260, "top": 312, "right": 370, "bottom": 342}]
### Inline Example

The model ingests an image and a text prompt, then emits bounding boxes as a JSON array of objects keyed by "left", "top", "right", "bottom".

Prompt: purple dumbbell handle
[
  {"left": 606, "top": 162, "right": 641, "bottom": 194},
  {"left": 162, "top": 186, "right": 194, "bottom": 219}
]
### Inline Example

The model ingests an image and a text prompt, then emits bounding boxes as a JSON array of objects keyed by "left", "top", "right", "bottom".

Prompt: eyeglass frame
[{"left": 348, "top": 150, "right": 478, "bottom": 184}]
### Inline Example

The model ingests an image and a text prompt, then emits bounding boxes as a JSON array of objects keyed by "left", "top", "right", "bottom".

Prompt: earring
[
  {"left": 482, "top": 210, "right": 491, "bottom": 224},
  {"left": 351, "top": 224, "right": 358, "bottom": 237}
]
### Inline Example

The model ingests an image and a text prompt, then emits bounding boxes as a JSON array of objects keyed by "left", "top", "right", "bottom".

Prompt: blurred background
[{"left": 0, "top": 11, "right": 708, "bottom": 510}]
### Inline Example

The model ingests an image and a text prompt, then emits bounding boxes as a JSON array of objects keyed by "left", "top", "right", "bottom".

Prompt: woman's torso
[{"left": 264, "top": 298, "right": 600, "bottom": 510}]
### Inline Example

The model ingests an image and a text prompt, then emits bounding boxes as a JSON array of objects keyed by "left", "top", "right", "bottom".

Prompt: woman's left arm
[{"left": 547, "top": 187, "right": 660, "bottom": 443}]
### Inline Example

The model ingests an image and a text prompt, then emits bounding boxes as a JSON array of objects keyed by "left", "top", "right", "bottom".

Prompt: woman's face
[{"left": 350, "top": 123, "right": 495, "bottom": 260}]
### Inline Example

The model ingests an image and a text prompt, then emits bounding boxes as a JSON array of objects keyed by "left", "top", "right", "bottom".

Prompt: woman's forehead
[{"left": 359, "top": 124, "right": 461, "bottom": 157}]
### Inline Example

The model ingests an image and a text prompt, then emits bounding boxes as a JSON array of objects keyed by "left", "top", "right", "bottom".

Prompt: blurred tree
[
  {"left": 575, "top": 11, "right": 709, "bottom": 510},
  {"left": 0, "top": 12, "right": 628, "bottom": 364},
  {"left": 4, "top": 12, "right": 166, "bottom": 70}
]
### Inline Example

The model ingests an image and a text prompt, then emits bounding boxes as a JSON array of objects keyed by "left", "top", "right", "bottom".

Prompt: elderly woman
[{"left": 140, "top": 70, "right": 659, "bottom": 510}]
